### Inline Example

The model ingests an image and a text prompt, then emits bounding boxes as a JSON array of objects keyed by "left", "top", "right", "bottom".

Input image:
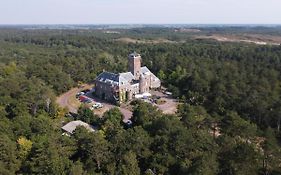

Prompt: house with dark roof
[{"left": 94, "top": 52, "right": 161, "bottom": 103}]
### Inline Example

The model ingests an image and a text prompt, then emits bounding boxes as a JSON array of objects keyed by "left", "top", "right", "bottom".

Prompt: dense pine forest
[{"left": 0, "top": 27, "right": 281, "bottom": 174}]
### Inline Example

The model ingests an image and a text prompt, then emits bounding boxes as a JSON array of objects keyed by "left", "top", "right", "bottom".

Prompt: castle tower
[
  {"left": 139, "top": 74, "right": 146, "bottom": 93},
  {"left": 128, "top": 52, "right": 141, "bottom": 80}
]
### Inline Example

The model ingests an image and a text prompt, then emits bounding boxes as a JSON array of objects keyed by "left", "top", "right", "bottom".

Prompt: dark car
[
  {"left": 81, "top": 89, "right": 91, "bottom": 94},
  {"left": 84, "top": 98, "right": 93, "bottom": 103},
  {"left": 123, "top": 120, "right": 133, "bottom": 129}
]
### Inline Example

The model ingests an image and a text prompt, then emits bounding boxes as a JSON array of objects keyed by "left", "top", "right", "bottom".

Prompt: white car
[
  {"left": 90, "top": 103, "right": 103, "bottom": 110},
  {"left": 164, "top": 91, "right": 172, "bottom": 95}
]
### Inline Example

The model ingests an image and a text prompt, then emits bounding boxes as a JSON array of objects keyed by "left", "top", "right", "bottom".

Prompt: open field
[
  {"left": 115, "top": 33, "right": 281, "bottom": 46},
  {"left": 115, "top": 37, "right": 177, "bottom": 44},
  {"left": 195, "top": 34, "right": 281, "bottom": 45}
]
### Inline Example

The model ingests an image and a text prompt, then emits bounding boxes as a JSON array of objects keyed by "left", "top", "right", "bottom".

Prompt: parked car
[
  {"left": 84, "top": 98, "right": 93, "bottom": 104},
  {"left": 76, "top": 92, "right": 85, "bottom": 98},
  {"left": 81, "top": 89, "right": 91, "bottom": 94},
  {"left": 142, "top": 96, "right": 148, "bottom": 99},
  {"left": 91, "top": 103, "right": 103, "bottom": 109},
  {"left": 79, "top": 95, "right": 88, "bottom": 102},
  {"left": 123, "top": 120, "right": 133, "bottom": 129},
  {"left": 164, "top": 91, "right": 172, "bottom": 95}
]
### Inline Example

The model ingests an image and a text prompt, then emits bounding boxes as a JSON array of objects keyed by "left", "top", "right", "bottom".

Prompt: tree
[
  {"left": 73, "top": 127, "right": 111, "bottom": 173},
  {"left": 30, "top": 114, "right": 53, "bottom": 135},
  {"left": 70, "top": 161, "right": 85, "bottom": 175},
  {"left": 24, "top": 135, "right": 72, "bottom": 175},
  {"left": 218, "top": 139, "right": 261, "bottom": 175},
  {"left": 101, "top": 108, "right": 124, "bottom": 140},
  {"left": 157, "top": 69, "right": 166, "bottom": 82},
  {"left": 0, "top": 134, "right": 20, "bottom": 174},
  {"left": 119, "top": 151, "right": 141, "bottom": 175},
  {"left": 125, "top": 126, "right": 152, "bottom": 159},
  {"left": 17, "top": 136, "right": 33, "bottom": 160},
  {"left": 179, "top": 104, "right": 210, "bottom": 129},
  {"left": 77, "top": 105, "right": 99, "bottom": 125},
  {"left": 12, "top": 115, "right": 32, "bottom": 138},
  {"left": 187, "top": 152, "right": 219, "bottom": 175},
  {"left": 132, "top": 101, "right": 161, "bottom": 126},
  {"left": 262, "top": 128, "right": 281, "bottom": 174},
  {"left": 221, "top": 111, "right": 257, "bottom": 139},
  {"left": 102, "top": 107, "right": 123, "bottom": 127},
  {"left": 54, "top": 106, "right": 69, "bottom": 119}
]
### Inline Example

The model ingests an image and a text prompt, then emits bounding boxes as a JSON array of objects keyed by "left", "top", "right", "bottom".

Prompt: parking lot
[
  {"left": 56, "top": 84, "right": 178, "bottom": 122},
  {"left": 84, "top": 91, "right": 133, "bottom": 121}
]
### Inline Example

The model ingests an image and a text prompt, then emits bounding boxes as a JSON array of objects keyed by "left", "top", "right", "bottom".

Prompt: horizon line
[
  {"left": 0, "top": 24, "right": 281, "bottom": 28},
  {"left": 0, "top": 23, "right": 281, "bottom": 25}
]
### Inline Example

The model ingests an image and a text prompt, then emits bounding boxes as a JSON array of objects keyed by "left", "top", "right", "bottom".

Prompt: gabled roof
[
  {"left": 141, "top": 66, "right": 160, "bottom": 82},
  {"left": 61, "top": 120, "right": 95, "bottom": 134},
  {"left": 140, "top": 66, "right": 150, "bottom": 75}
]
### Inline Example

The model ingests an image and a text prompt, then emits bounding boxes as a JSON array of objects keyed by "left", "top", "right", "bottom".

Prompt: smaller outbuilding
[{"left": 61, "top": 120, "right": 95, "bottom": 135}]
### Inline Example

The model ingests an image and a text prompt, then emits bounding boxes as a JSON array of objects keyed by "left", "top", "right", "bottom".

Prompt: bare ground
[
  {"left": 115, "top": 37, "right": 177, "bottom": 44},
  {"left": 150, "top": 90, "right": 178, "bottom": 114},
  {"left": 195, "top": 34, "right": 281, "bottom": 45}
]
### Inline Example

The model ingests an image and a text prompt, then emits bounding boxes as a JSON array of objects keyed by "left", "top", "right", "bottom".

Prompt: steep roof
[
  {"left": 140, "top": 66, "right": 151, "bottom": 75},
  {"left": 141, "top": 66, "right": 161, "bottom": 83},
  {"left": 120, "top": 72, "right": 134, "bottom": 83},
  {"left": 61, "top": 120, "right": 95, "bottom": 134}
]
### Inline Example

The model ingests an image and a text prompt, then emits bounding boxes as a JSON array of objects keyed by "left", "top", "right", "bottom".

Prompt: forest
[{"left": 0, "top": 27, "right": 281, "bottom": 174}]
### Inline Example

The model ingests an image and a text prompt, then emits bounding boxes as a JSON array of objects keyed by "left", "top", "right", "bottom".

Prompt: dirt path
[{"left": 56, "top": 87, "right": 80, "bottom": 113}]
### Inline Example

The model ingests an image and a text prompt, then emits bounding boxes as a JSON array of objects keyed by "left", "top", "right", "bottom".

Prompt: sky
[{"left": 0, "top": 0, "right": 281, "bottom": 24}]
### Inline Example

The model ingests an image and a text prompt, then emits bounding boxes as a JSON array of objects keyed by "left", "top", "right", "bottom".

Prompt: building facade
[{"left": 94, "top": 52, "right": 161, "bottom": 103}]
